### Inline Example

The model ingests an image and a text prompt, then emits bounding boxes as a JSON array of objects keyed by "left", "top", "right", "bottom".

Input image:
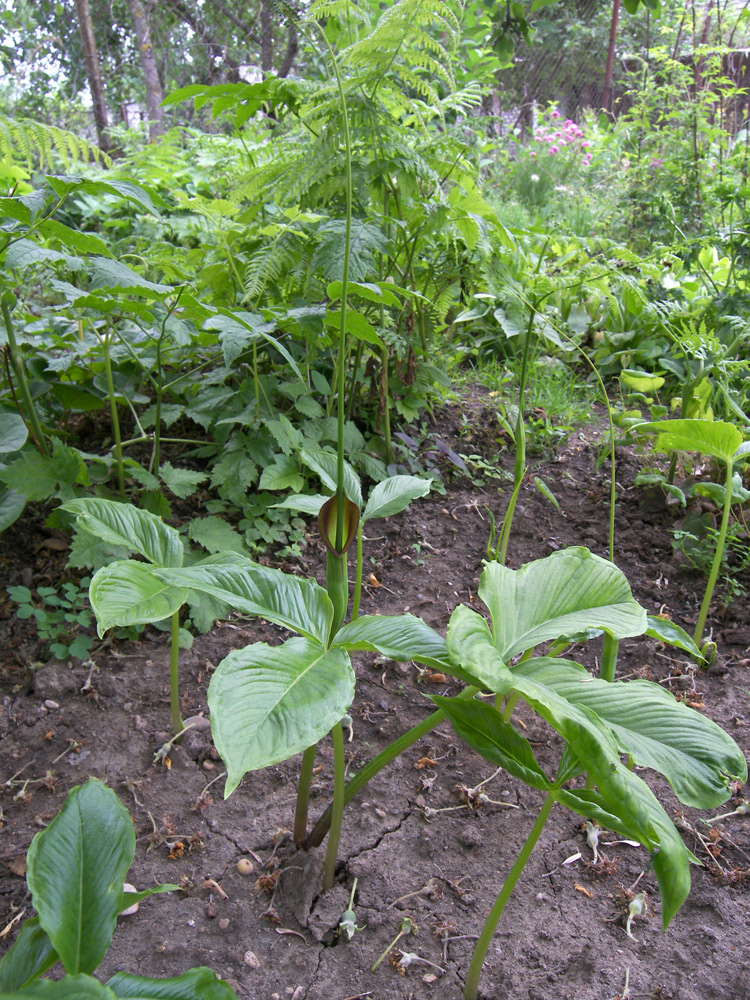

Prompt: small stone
[
  {"left": 243, "top": 950, "right": 260, "bottom": 969},
  {"left": 236, "top": 857, "right": 254, "bottom": 876},
  {"left": 423, "top": 973, "right": 438, "bottom": 984},
  {"left": 183, "top": 714, "right": 211, "bottom": 732},
  {"left": 203, "top": 760, "right": 215, "bottom": 771},
  {"left": 119, "top": 883, "right": 139, "bottom": 916},
  {"left": 218, "top": 918, "right": 230, "bottom": 930},
  {"left": 43, "top": 699, "right": 59, "bottom": 709}
]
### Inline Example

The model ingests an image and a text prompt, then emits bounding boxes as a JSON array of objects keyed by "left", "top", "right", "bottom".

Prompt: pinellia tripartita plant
[
  {"left": 62, "top": 497, "right": 244, "bottom": 736},
  {"left": 156, "top": 1, "right": 444, "bottom": 892},
  {"left": 0, "top": 778, "right": 235, "bottom": 999},
  {"left": 429, "top": 549, "right": 747, "bottom": 1000},
  {"left": 636, "top": 417, "right": 750, "bottom": 659}
]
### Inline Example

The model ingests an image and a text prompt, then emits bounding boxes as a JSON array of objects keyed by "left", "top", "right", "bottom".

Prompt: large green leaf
[
  {"left": 0, "top": 411, "right": 28, "bottom": 455},
  {"left": 12, "top": 974, "right": 116, "bottom": 1000},
  {"left": 334, "top": 614, "right": 448, "bottom": 668},
  {"left": 272, "top": 494, "right": 327, "bottom": 516},
  {"left": 61, "top": 500, "right": 182, "bottom": 568},
  {"left": 155, "top": 563, "right": 332, "bottom": 644},
  {"left": 0, "top": 917, "right": 58, "bottom": 991},
  {"left": 208, "top": 638, "right": 355, "bottom": 795},
  {"left": 432, "top": 697, "right": 552, "bottom": 791},
  {"left": 361, "top": 476, "right": 430, "bottom": 522},
  {"left": 107, "top": 968, "right": 238, "bottom": 1000},
  {"left": 446, "top": 612, "right": 692, "bottom": 926},
  {"left": 89, "top": 561, "right": 188, "bottom": 635},
  {"left": 637, "top": 418, "right": 745, "bottom": 466},
  {"left": 299, "top": 449, "right": 363, "bottom": 508},
  {"left": 0, "top": 488, "right": 26, "bottom": 532},
  {"left": 26, "top": 780, "right": 134, "bottom": 974},
  {"left": 516, "top": 658, "right": 747, "bottom": 809},
  {"left": 478, "top": 548, "right": 647, "bottom": 660}
]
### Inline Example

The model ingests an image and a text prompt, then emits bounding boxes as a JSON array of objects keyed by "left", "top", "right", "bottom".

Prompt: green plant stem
[
  {"left": 497, "top": 469, "right": 526, "bottom": 565},
  {"left": 351, "top": 524, "right": 364, "bottom": 620},
  {"left": 600, "top": 632, "right": 619, "bottom": 683},
  {"left": 294, "top": 744, "right": 317, "bottom": 844},
  {"left": 305, "top": 686, "right": 479, "bottom": 849},
  {"left": 101, "top": 330, "right": 125, "bottom": 496},
  {"left": 322, "top": 720, "right": 346, "bottom": 891},
  {"left": 169, "top": 611, "right": 183, "bottom": 736},
  {"left": 381, "top": 343, "right": 393, "bottom": 465},
  {"left": 497, "top": 295, "right": 538, "bottom": 564},
  {"left": 346, "top": 339, "right": 364, "bottom": 421},
  {"left": 119, "top": 435, "right": 207, "bottom": 449},
  {"left": 501, "top": 690, "right": 520, "bottom": 722},
  {"left": 464, "top": 791, "right": 557, "bottom": 1000},
  {"left": 2, "top": 299, "right": 49, "bottom": 457},
  {"left": 693, "top": 459, "right": 734, "bottom": 650}
]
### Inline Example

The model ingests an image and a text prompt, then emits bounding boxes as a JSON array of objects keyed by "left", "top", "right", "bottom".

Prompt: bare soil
[{"left": 1, "top": 393, "right": 749, "bottom": 1000}]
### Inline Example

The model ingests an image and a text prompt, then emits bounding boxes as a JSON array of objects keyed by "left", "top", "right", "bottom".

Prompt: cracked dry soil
[{"left": 1, "top": 399, "right": 749, "bottom": 1000}]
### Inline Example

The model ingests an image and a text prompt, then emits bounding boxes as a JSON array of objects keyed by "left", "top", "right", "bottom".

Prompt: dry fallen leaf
[
  {"left": 574, "top": 883, "right": 594, "bottom": 899},
  {"left": 414, "top": 756, "right": 439, "bottom": 770},
  {"left": 368, "top": 573, "right": 382, "bottom": 587}
]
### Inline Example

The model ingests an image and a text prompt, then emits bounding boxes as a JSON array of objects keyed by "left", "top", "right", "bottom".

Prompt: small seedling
[
  {"left": 393, "top": 950, "right": 445, "bottom": 975},
  {"left": 625, "top": 892, "right": 647, "bottom": 941},
  {"left": 584, "top": 821, "right": 601, "bottom": 863},
  {"left": 372, "top": 917, "right": 416, "bottom": 971},
  {"left": 338, "top": 878, "right": 366, "bottom": 940},
  {"left": 703, "top": 800, "right": 750, "bottom": 825}
]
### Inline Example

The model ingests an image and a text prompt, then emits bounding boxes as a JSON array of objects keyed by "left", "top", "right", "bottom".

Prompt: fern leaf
[{"left": 0, "top": 115, "right": 111, "bottom": 170}]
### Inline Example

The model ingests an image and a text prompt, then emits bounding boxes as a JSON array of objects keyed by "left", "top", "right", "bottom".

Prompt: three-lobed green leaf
[
  {"left": 62, "top": 500, "right": 183, "bottom": 568},
  {"left": 478, "top": 547, "right": 647, "bottom": 660},
  {"left": 89, "top": 561, "right": 189, "bottom": 635},
  {"left": 208, "top": 637, "right": 355, "bottom": 796}
]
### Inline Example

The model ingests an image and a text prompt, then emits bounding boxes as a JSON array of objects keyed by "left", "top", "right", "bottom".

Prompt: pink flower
[
  {"left": 581, "top": 141, "right": 591, "bottom": 148},
  {"left": 582, "top": 154, "right": 592, "bottom": 166},
  {"left": 550, "top": 109, "right": 561, "bottom": 119},
  {"left": 529, "top": 150, "right": 537, "bottom": 159},
  {"left": 549, "top": 145, "right": 559, "bottom": 155}
]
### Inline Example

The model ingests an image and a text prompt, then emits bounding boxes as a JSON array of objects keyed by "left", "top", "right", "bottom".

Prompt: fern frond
[
  {"left": 308, "top": 0, "right": 372, "bottom": 30},
  {"left": 244, "top": 229, "right": 304, "bottom": 302},
  {"left": 311, "top": 218, "right": 389, "bottom": 283},
  {"left": 0, "top": 115, "right": 111, "bottom": 170}
]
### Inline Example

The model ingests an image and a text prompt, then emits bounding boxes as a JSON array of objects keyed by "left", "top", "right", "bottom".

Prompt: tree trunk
[
  {"left": 261, "top": 1, "right": 274, "bottom": 75},
  {"left": 279, "top": 19, "right": 298, "bottom": 78},
  {"left": 127, "top": 0, "right": 164, "bottom": 140},
  {"left": 74, "top": 0, "right": 111, "bottom": 151},
  {"left": 602, "top": 0, "right": 621, "bottom": 113}
]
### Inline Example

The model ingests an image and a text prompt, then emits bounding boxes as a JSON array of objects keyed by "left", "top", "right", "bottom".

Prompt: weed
[{"left": 7, "top": 579, "right": 93, "bottom": 661}]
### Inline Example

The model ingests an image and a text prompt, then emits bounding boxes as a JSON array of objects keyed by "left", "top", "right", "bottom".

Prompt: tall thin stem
[
  {"left": 322, "top": 721, "right": 346, "bottom": 890},
  {"left": 294, "top": 744, "right": 317, "bottom": 844},
  {"left": 693, "top": 459, "right": 734, "bottom": 649},
  {"left": 101, "top": 329, "right": 125, "bottom": 496},
  {"left": 2, "top": 299, "right": 49, "bottom": 457},
  {"left": 351, "top": 524, "right": 364, "bottom": 621},
  {"left": 464, "top": 792, "right": 557, "bottom": 1000},
  {"left": 600, "top": 632, "right": 619, "bottom": 683},
  {"left": 169, "top": 610, "right": 183, "bottom": 736}
]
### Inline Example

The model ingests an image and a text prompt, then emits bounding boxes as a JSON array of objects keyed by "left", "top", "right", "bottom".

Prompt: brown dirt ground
[{"left": 1, "top": 392, "right": 749, "bottom": 1000}]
